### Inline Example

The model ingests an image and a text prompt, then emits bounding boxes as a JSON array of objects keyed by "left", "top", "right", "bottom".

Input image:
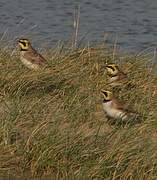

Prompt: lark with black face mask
[
  {"left": 101, "top": 90, "right": 140, "bottom": 123},
  {"left": 18, "top": 38, "right": 47, "bottom": 70},
  {"left": 106, "top": 64, "right": 128, "bottom": 87}
]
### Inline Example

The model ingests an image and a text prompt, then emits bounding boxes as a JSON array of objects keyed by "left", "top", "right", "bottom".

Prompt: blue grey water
[{"left": 0, "top": 0, "right": 157, "bottom": 51}]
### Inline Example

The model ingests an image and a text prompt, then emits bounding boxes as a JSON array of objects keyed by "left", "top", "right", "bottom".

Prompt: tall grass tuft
[{"left": 0, "top": 43, "right": 156, "bottom": 179}]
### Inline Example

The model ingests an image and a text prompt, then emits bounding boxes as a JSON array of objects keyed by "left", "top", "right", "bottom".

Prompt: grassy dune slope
[{"left": 0, "top": 44, "right": 157, "bottom": 179}]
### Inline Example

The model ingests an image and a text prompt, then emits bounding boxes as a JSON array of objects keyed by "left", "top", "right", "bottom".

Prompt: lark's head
[
  {"left": 18, "top": 38, "right": 31, "bottom": 51},
  {"left": 101, "top": 90, "right": 113, "bottom": 101},
  {"left": 106, "top": 64, "right": 120, "bottom": 76}
]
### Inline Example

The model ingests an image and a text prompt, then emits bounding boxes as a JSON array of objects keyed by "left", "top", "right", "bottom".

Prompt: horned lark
[
  {"left": 101, "top": 90, "right": 140, "bottom": 123},
  {"left": 106, "top": 64, "right": 127, "bottom": 87},
  {"left": 18, "top": 38, "right": 47, "bottom": 70}
]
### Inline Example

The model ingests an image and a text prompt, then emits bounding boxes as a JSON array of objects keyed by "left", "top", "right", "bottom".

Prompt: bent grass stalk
[{"left": 0, "top": 43, "right": 156, "bottom": 179}]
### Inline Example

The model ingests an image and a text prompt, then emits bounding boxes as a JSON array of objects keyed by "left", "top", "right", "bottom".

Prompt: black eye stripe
[
  {"left": 105, "top": 92, "right": 108, "bottom": 97},
  {"left": 107, "top": 66, "right": 115, "bottom": 71},
  {"left": 20, "top": 41, "right": 27, "bottom": 46},
  {"left": 103, "top": 91, "right": 108, "bottom": 97}
]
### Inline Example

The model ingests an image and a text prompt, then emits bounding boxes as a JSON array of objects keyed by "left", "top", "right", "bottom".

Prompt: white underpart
[
  {"left": 102, "top": 101, "right": 128, "bottom": 120},
  {"left": 20, "top": 55, "right": 39, "bottom": 70}
]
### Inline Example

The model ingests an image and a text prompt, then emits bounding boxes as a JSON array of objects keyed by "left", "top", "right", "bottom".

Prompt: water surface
[{"left": 0, "top": 0, "right": 157, "bottom": 51}]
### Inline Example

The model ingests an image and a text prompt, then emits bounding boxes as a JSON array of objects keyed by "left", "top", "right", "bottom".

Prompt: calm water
[{"left": 0, "top": 0, "right": 157, "bottom": 51}]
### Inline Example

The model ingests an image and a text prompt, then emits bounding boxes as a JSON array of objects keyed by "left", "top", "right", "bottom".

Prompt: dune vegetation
[{"left": 0, "top": 42, "right": 157, "bottom": 179}]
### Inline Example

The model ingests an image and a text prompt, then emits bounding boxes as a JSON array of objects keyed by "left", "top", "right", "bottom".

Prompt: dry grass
[{"left": 0, "top": 43, "right": 157, "bottom": 179}]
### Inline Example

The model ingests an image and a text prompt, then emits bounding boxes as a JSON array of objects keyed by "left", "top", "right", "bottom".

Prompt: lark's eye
[
  {"left": 101, "top": 90, "right": 113, "bottom": 100},
  {"left": 107, "top": 64, "right": 119, "bottom": 72},
  {"left": 107, "top": 65, "right": 116, "bottom": 71},
  {"left": 103, "top": 91, "right": 108, "bottom": 97},
  {"left": 21, "top": 41, "right": 27, "bottom": 47}
]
